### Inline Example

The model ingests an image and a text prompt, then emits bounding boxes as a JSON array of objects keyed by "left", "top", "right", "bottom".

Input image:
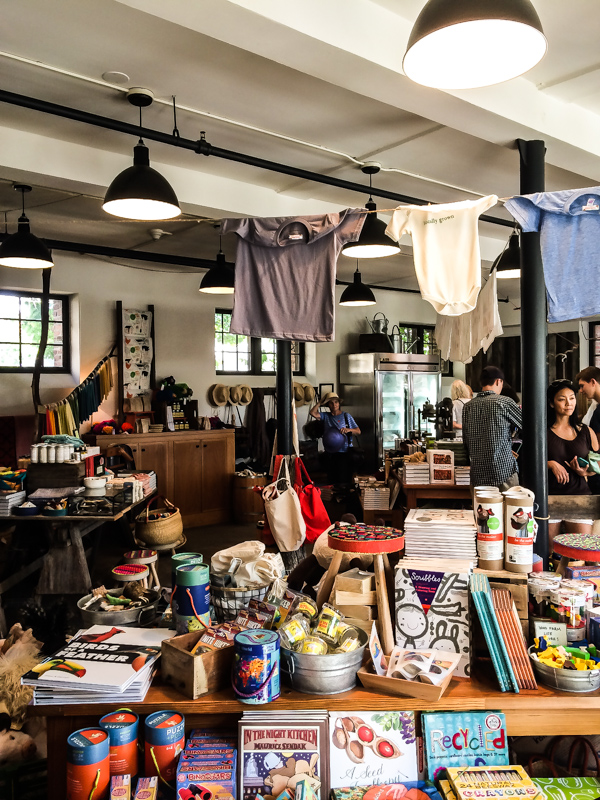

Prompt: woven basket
[
  {"left": 211, "top": 583, "right": 270, "bottom": 622},
  {"left": 135, "top": 495, "right": 183, "bottom": 546}
]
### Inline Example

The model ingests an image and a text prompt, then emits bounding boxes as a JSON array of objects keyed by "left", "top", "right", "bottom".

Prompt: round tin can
[
  {"left": 99, "top": 709, "right": 139, "bottom": 776},
  {"left": 171, "top": 552, "right": 203, "bottom": 589},
  {"left": 66, "top": 728, "right": 110, "bottom": 800},
  {"left": 233, "top": 629, "right": 280, "bottom": 704},
  {"left": 174, "top": 562, "right": 210, "bottom": 633},
  {"left": 315, "top": 603, "right": 343, "bottom": 644},
  {"left": 144, "top": 710, "right": 185, "bottom": 783}
]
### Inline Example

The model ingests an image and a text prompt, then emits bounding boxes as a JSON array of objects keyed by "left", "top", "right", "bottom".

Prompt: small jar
[
  {"left": 336, "top": 622, "right": 360, "bottom": 649},
  {"left": 55, "top": 445, "right": 65, "bottom": 463},
  {"left": 314, "top": 603, "right": 343, "bottom": 645},
  {"left": 38, "top": 444, "right": 48, "bottom": 463},
  {"left": 334, "top": 635, "right": 361, "bottom": 653},
  {"left": 295, "top": 636, "right": 328, "bottom": 655},
  {"left": 30, "top": 445, "right": 39, "bottom": 463},
  {"left": 290, "top": 593, "right": 318, "bottom": 623},
  {"left": 47, "top": 444, "right": 56, "bottom": 463},
  {"left": 278, "top": 614, "right": 311, "bottom": 649},
  {"left": 550, "top": 587, "right": 592, "bottom": 642},
  {"left": 528, "top": 573, "right": 562, "bottom": 617},
  {"left": 68, "top": 444, "right": 75, "bottom": 460}
]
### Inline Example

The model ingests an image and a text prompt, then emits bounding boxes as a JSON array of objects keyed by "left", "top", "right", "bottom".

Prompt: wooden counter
[
  {"left": 91, "top": 429, "right": 235, "bottom": 526},
  {"left": 34, "top": 669, "right": 600, "bottom": 800}
]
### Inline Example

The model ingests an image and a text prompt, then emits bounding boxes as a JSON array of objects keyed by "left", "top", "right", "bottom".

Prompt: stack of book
[
  {"left": 454, "top": 466, "right": 470, "bottom": 485},
  {"left": 131, "top": 471, "right": 157, "bottom": 497},
  {"left": 361, "top": 485, "right": 390, "bottom": 510},
  {"left": 404, "top": 509, "right": 478, "bottom": 561},
  {"left": 437, "top": 439, "right": 469, "bottom": 466},
  {"left": 332, "top": 568, "right": 377, "bottom": 631},
  {"left": 21, "top": 625, "right": 169, "bottom": 705},
  {"left": 0, "top": 491, "right": 26, "bottom": 516},
  {"left": 427, "top": 450, "right": 454, "bottom": 484},
  {"left": 403, "top": 463, "right": 430, "bottom": 484}
]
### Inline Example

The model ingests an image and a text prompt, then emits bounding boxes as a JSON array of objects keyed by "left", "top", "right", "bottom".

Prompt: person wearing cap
[{"left": 309, "top": 392, "right": 360, "bottom": 484}]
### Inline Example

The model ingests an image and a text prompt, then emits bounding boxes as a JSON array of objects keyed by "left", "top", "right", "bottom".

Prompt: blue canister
[
  {"left": 233, "top": 629, "right": 280, "bottom": 705},
  {"left": 144, "top": 711, "right": 185, "bottom": 784},
  {"left": 170, "top": 552, "right": 203, "bottom": 589},
  {"left": 66, "top": 728, "right": 110, "bottom": 800},
  {"left": 174, "top": 562, "right": 210, "bottom": 633},
  {"left": 99, "top": 709, "right": 139, "bottom": 776}
]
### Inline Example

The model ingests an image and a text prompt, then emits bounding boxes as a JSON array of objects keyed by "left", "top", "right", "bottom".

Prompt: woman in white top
[{"left": 451, "top": 379, "right": 472, "bottom": 439}]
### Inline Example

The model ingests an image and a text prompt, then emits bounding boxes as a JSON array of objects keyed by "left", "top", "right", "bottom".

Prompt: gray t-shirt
[{"left": 222, "top": 209, "right": 367, "bottom": 342}]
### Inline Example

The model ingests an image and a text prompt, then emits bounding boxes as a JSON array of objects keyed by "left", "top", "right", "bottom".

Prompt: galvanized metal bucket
[
  {"left": 78, "top": 589, "right": 159, "bottom": 627},
  {"left": 528, "top": 646, "right": 600, "bottom": 693},
  {"left": 280, "top": 628, "right": 367, "bottom": 694}
]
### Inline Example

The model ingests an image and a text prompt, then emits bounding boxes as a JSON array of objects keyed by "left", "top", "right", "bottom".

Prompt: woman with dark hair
[{"left": 547, "top": 379, "right": 599, "bottom": 541}]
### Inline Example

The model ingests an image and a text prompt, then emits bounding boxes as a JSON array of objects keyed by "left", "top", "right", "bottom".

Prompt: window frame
[
  {"left": 214, "top": 308, "right": 305, "bottom": 376},
  {"left": 396, "top": 323, "right": 437, "bottom": 356},
  {"left": 0, "top": 289, "right": 71, "bottom": 374}
]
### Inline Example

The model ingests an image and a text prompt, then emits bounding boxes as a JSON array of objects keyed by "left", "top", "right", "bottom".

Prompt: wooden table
[
  {"left": 402, "top": 481, "right": 472, "bottom": 511},
  {"left": 33, "top": 669, "right": 600, "bottom": 800}
]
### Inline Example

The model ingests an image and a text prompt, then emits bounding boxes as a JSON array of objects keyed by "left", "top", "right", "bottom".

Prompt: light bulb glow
[
  {"left": 0, "top": 256, "right": 52, "bottom": 269},
  {"left": 496, "top": 268, "right": 521, "bottom": 279},
  {"left": 339, "top": 298, "right": 376, "bottom": 307},
  {"left": 199, "top": 285, "right": 235, "bottom": 294},
  {"left": 403, "top": 19, "right": 547, "bottom": 89},
  {"left": 102, "top": 198, "right": 181, "bottom": 220},
  {"left": 342, "top": 243, "right": 400, "bottom": 259}
]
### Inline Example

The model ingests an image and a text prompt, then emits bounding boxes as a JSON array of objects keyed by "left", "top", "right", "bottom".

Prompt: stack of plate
[{"left": 149, "top": 424, "right": 164, "bottom": 433}]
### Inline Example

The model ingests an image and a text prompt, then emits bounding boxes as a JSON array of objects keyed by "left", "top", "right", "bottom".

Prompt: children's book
[
  {"left": 331, "top": 783, "right": 443, "bottom": 800},
  {"left": 422, "top": 712, "right": 508, "bottom": 782},
  {"left": 447, "top": 765, "right": 539, "bottom": 800},
  {"left": 20, "top": 626, "right": 169, "bottom": 694},
  {"left": 329, "top": 711, "right": 419, "bottom": 789},
  {"left": 238, "top": 712, "right": 328, "bottom": 800}
]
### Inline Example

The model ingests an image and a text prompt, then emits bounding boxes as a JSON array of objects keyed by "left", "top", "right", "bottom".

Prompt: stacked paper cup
[
  {"left": 503, "top": 486, "right": 536, "bottom": 574},
  {"left": 473, "top": 486, "right": 505, "bottom": 570}
]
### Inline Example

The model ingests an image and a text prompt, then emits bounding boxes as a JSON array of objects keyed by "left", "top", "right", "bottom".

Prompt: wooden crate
[{"left": 161, "top": 631, "right": 234, "bottom": 699}]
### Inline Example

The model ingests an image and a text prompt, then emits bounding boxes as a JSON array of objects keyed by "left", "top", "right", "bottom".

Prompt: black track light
[
  {"left": 339, "top": 264, "right": 376, "bottom": 306},
  {"left": 0, "top": 185, "right": 53, "bottom": 269},
  {"left": 493, "top": 232, "right": 521, "bottom": 279},
  {"left": 341, "top": 165, "right": 400, "bottom": 259},
  {"left": 199, "top": 235, "right": 235, "bottom": 294}
]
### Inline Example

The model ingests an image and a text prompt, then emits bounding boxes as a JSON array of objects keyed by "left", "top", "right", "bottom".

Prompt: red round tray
[
  {"left": 328, "top": 524, "right": 405, "bottom": 554},
  {"left": 553, "top": 533, "right": 600, "bottom": 561}
]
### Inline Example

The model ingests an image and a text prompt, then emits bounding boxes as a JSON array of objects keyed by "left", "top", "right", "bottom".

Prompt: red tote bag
[{"left": 294, "top": 457, "right": 330, "bottom": 543}]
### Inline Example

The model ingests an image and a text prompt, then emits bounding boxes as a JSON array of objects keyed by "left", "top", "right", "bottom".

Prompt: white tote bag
[{"left": 262, "top": 457, "right": 306, "bottom": 553}]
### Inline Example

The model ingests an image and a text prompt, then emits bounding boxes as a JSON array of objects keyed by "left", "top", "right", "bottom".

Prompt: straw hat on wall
[
  {"left": 229, "top": 385, "right": 242, "bottom": 405},
  {"left": 293, "top": 382, "right": 305, "bottom": 407},
  {"left": 208, "top": 383, "right": 229, "bottom": 406},
  {"left": 302, "top": 383, "right": 316, "bottom": 403},
  {"left": 238, "top": 385, "right": 254, "bottom": 406}
]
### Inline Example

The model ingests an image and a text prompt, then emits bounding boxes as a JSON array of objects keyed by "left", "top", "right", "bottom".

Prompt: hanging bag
[
  {"left": 262, "top": 457, "right": 306, "bottom": 552},
  {"left": 294, "top": 457, "right": 330, "bottom": 543}
]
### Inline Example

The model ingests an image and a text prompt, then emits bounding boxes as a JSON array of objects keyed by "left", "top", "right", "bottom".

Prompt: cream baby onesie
[{"left": 385, "top": 195, "right": 498, "bottom": 316}]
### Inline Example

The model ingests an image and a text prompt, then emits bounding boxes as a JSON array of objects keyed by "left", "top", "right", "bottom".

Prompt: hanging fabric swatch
[
  {"left": 505, "top": 186, "right": 600, "bottom": 323},
  {"left": 434, "top": 270, "right": 503, "bottom": 364},
  {"left": 222, "top": 209, "right": 367, "bottom": 342},
  {"left": 385, "top": 195, "right": 498, "bottom": 316},
  {"left": 43, "top": 353, "right": 114, "bottom": 435}
]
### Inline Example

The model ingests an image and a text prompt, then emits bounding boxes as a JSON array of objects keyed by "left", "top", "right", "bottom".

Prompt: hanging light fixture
[
  {"left": 492, "top": 231, "right": 521, "bottom": 279},
  {"left": 199, "top": 235, "right": 235, "bottom": 294},
  {"left": 341, "top": 164, "right": 401, "bottom": 259},
  {"left": 0, "top": 185, "right": 53, "bottom": 269},
  {"left": 403, "top": 0, "right": 547, "bottom": 90},
  {"left": 103, "top": 88, "right": 181, "bottom": 220},
  {"left": 339, "top": 262, "right": 376, "bottom": 306}
]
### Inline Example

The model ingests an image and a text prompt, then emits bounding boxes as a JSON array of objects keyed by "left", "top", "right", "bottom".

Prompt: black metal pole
[
  {"left": 276, "top": 341, "right": 293, "bottom": 455},
  {"left": 517, "top": 139, "right": 548, "bottom": 567},
  {"left": 0, "top": 89, "right": 514, "bottom": 228}
]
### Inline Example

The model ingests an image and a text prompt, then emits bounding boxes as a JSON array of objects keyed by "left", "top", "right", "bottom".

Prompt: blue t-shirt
[
  {"left": 319, "top": 411, "right": 358, "bottom": 453},
  {"left": 505, "top": 187, "right": 600, "bottom": 323}
]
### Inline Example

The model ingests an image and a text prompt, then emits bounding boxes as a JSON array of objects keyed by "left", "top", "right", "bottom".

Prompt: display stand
[{"left": 116, "top": 301, "right": 156, "bottom": 425}]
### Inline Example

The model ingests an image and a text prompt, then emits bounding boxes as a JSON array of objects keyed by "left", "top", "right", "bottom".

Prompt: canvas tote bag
[{"left": 262, "top": 457, "right": 306, "bottom": 552}]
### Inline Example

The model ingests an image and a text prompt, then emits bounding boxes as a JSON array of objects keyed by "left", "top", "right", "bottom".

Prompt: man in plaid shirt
[{"left": 462, "top": 365, "right": 522, "bottom": 490}]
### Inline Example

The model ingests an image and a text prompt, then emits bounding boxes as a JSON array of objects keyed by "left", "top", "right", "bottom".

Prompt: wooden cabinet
[{"left": 92, "top": 430, "right": 234, "bottom": 526}]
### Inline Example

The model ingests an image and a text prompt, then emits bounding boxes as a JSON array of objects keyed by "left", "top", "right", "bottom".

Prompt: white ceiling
[{"left": 0, "top": 0, "right": 599, "bottom": 295}]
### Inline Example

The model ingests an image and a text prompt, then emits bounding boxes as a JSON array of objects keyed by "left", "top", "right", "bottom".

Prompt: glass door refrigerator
[{"left": 339, "top": 353, "right": 441, "bottom": 468}]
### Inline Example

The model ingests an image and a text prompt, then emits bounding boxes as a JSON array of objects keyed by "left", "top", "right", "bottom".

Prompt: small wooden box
[
  {"left": 337, "top": 604, "right": 376, "bottom": 621},
  {"left": 357, "top": 660, "right": 457, "bottom": 701},
  {"left": 26, "top": 461, "right": 85, "bottom": 491},
  {"left": 161, "top": 631, "right": 234, "bottom": 699},
  {"left": 335, "top": 568, "right": 374, "bottom": 593}
]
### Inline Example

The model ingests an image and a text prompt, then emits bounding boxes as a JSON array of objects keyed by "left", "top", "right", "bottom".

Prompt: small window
[
  {"left": 0, "top": 290, "right": 70, "bottom": 372},
  {"left": 215, "top": 310, "right": 304, "bottom": 375},
  {"left": 396, "top": 324, "right": 435, "bottom": 355}
]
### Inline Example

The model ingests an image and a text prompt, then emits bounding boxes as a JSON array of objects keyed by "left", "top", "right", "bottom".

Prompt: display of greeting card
[
  {"left": 329, "top": 712, "right": 419, "bottom": 789},
  {"left": 422, "top": 712, "right": 508, "bottom": 782}
]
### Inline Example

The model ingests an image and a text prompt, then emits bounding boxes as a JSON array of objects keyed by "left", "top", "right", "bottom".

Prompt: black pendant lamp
[
  {"left": 403, "top": 0, "right": 547, "bottom": 90},
  {"left": 199, "top": 237, "right": 235, "bottom": 294},
  {"left": 103, "top": 89, "right": 181, "bottom": 221},
  {"left": 341, "top": 165, "right": 401, "bottom": 259},
  {"left": 492, "top": 232, "right": 521, "bottom": 279},
  {"left": 339, "top": 262, "right": 376, "bottom": 307},
  {"left": 0, "top": 185, "right": 53, "bottom": 269}
]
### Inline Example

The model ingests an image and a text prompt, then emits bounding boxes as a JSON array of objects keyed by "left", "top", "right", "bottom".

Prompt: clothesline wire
[
  {"left": 44, "top": 343, "right": 117, "bottom": 410},
  {"left": 366, "top": 197, "right": 514, "bottom": 215}
]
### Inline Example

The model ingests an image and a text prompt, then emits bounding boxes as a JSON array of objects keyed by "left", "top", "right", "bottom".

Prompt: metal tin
[
  {"left": 30, "top": 444, "right": 39, "bottom": 463},
  {"left": 171, "top": 552, "right": 203, "bottom": 589},
  {"left": 174, "top": 562, "right": 210, "bottom": 633},
  {"left": 38, "top": 444, "right": 48, "bottom": 463},
  {"left": 280, "top": 627, "right": 368, "bottom": 694},
  {"left": 66, "top": 728, "right": 110, "bottom": 800},
  {"left": 47, "top": 444, "right": 56, "bottom": 463},
  {"left": 233, "top": 629, "right": 280, "bottom": 704},
  {"left": 144, "top": 711, "right": 185, "bottom": 783},
  {"left": 99, "top": 709, "right": 139, "bottom": 776},
  {"left": 529, "top": 646, "right": 600, "bottom": 693}
]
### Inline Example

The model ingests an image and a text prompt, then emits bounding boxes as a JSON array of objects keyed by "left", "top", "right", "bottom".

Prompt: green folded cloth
[{"left": 41, "top": 434, "right": 86, "bottom": 447}]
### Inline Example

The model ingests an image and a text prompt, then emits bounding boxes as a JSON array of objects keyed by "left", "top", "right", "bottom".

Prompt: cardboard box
[
  {"left": 333, "top": 589, "right": 377, "bottom": 606},
  {"left": 335, "top": 568, "right": 374, "bottom": 593},
  {"left": 161, "top": 631, "right": 234, "bottom": 699},
  {"left": 336, "top": 605, "right": 376, "bottom": 621}
]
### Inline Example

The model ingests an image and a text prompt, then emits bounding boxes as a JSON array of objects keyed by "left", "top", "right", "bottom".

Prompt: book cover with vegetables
[{"left": 329, "top": 712, "right": 419, "bottom": 789}]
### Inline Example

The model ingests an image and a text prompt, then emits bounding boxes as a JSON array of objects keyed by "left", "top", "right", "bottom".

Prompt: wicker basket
[
  {"left": 211, "top": 583, "right": 270, "bottom": 622},
  {"left": 135, "top": 495, "right": 183, "bottom": 546}
]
